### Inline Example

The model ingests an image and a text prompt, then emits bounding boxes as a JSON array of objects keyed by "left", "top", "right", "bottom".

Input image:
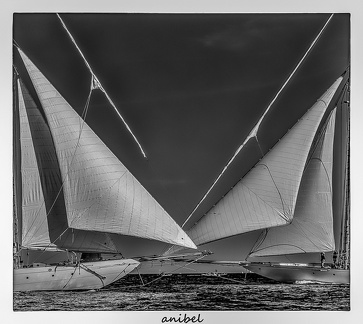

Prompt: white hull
[
  {"left": 14, "top": 259, "right": 140, "bottom": 291},
  {"left": 244, "top": 262, "right": 349, "bottom": 284}
]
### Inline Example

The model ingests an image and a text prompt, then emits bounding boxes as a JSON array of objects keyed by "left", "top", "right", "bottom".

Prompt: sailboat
[
  {"left": 13, "top": 47, "right": 197, "bottom": 291},
  {"left": 178, "top": 73, "right": 350, "bottom": 284},
  {"left": 242, "top": 96, "right": 350, "bottom": 284}
]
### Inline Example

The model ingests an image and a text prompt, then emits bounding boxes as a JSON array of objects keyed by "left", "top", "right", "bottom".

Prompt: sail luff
[
  {"left": 186, "top": 77, "right": 342, "bottom": 247},
  {"left": 249, "top": 108, "right": 337, "bottom": 257},
  {"left": 18, "top": 48, "right": 196, "bottom": 250}
]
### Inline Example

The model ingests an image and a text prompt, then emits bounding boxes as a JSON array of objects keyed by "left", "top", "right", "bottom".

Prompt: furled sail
[
  {"left": 249, "top": 108, "right": 337, "bottom": 257},
  {"left": 186, "top": 77, "right": 342, "bottom": 246},
  {"left": 18, "top": 48, "right": 196, "bottom": 251}
]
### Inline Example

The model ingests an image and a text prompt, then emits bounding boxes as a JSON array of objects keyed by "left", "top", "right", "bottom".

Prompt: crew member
[
  {"left": 333, "top": 251, "right": 338, "bottom": 268},
  {"left": 320, "top": 252, "right": 326, "bottom": 268}
]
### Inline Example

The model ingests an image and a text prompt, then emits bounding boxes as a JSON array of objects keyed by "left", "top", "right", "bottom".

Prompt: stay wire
[
  {"left": 56, "top": 13, "right": 147, "bottom": 159},
  {"left": 122, "top": 254, "right": 209, "bottom": 289}
]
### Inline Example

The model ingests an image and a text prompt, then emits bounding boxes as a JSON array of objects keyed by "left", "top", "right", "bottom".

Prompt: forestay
[
  {"left": 18, "top": 49, "right": 196, "bottom": 251},
  {"left": 249, "top": 108, "right": 337, "bottom": 257},
  {"left": 186, "top": 77, "right": 342, "bottom": 246}
]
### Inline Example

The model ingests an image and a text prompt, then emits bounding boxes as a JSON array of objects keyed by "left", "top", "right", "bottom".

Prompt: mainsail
[
  {"left": 16, "top": 48, "right": 196, "bottom": 252},
  {"left": 250, "top": 108, "right": 337, "bottom": 257},
  {"left": 186, "top": 77, "right": 342, "bottom": 246}
]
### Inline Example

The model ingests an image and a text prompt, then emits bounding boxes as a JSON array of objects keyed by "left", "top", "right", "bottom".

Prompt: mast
[
  {"left": 13, "top": 67, "right": 22, "bottom": 268},
  {"left": 339, "top": 81, "right": 350, "bottom": 270},
  {"left": 343, "top": 136, "right": 350, "bottom": 269}
]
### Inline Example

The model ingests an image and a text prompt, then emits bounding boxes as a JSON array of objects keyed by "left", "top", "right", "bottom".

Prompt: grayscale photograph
[{"left": 12, "top": 12, "right": 350, "bottom": 313}]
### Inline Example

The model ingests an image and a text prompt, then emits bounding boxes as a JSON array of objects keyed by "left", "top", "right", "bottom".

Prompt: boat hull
[
  {"left": 14, "top": 259, "right": 140, "bottom": 291},
  {"left": 244, "top": 262, "right": 349, "bottom": 284}
]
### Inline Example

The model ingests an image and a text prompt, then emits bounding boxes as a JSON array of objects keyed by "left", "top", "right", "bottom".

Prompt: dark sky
[{"left": 13, "top": 13, "right": 349, "bottom": 270}]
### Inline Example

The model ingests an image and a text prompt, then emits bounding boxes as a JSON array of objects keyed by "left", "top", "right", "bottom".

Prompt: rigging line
[
  {"left": 340, "top": 88, "right": 350, "bottom": 261},
  {"left": 61, "top": 262, "right": 81, "bottom": 290},
  {"left": 140, "top": 254, "right": 209, "bottom": 288},
  {"left": 211, "top": 275, "right": 248, "bottom": 285},
  {"left": 182, "top": 13, "right": 334, "bottom": 228},
  {"left": 13, "top": 64, "right": 20, "bottom": 76},
  {"left": 82, "top": 81, "right": 93, "bottom": 120},
  {"left": 122, "top": 254, "right": 209, "bottom": 289},
  {"left": 247, "top": 229, "right": 269, "bottom": 259},
  {"left": 13, "top": 39, "right": 20, "bottom": 49},
  {"left": 255, "top": 136, "right": 264, "bottom": 156},
  {"left": 136, "top": 267, "right": 145, "bottom": 286},
  {"left": 56, "top": 13, "right": 147, "bottom": 159}
]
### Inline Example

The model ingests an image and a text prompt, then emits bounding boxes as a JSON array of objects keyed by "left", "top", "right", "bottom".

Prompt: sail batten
[
  {"left": 18, "top": 48, "right": 196, "bottom": 250},
  {"left": 186, "top": 77, "right": 342, "bottom": 246}
]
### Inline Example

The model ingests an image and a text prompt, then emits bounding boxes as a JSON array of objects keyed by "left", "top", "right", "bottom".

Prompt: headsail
[
  {"left": 250, "top": 108, "right": 337, "bottom": 257},
  {"left": 17, "top": 79, "right": 56, "bottom": 250},
  {"left": 17, "top": 48, "right": 196, "bottom": 251},
  {"left": 186, "top": 77, "right": 342, "bottom": 246}
]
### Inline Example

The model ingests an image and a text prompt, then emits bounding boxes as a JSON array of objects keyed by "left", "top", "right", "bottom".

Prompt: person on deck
[
  {"left": 320, "top": 252, "right": 326, "bottom": 268},
  {"left": 333, "top": 251, "right": 338, "bottom": 268}
]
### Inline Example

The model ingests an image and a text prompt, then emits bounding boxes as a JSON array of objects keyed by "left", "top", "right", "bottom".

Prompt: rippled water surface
[{"left": 13, "top": 274, "right": 350, "bottom": 311}]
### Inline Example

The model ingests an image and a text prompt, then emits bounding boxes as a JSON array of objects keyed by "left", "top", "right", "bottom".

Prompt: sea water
[{"left": 13, "top": 274, "right": 350, "bottom": 311}]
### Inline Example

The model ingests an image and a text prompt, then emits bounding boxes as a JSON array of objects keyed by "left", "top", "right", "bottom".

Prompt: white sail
[
  {"left": 17, "top": 79, "right": 56, "bottom": 250},
  {"left": 249, "top": 108, "right": 337, "bottom": 257},
  {"left": 18, "top": 49, "right": 196, "bottom": 250},
  {"left": 18, "top": 79, "right": 119, "bottom": 253},
  {"left": 186, "top": 77, "right": 342, "bottom": 246}
]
